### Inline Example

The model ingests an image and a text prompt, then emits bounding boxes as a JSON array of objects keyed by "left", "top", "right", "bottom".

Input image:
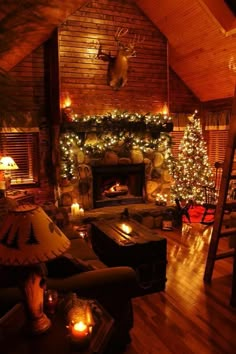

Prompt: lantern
[{"left": 64, "top": 294, "right": 95, "bottom": 348}]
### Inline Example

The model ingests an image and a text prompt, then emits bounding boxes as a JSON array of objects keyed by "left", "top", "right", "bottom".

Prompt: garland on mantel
[
  {"left": 62, "top": 110, "right": 173, "bottom": 133},
  {"left": 60, "top": 111, "right": 174, "bottom": 179}
]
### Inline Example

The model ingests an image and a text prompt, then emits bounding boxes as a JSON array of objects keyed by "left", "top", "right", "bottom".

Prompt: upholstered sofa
[{"left": 0, "top": 224, "right": 139, "bottom": 352}]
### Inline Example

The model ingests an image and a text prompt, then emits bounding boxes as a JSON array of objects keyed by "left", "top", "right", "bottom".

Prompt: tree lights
[{"left": 170, "top": 112, "right": 214, "bottom": 204}]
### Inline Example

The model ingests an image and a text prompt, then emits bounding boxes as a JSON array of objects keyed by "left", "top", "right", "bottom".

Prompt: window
[
  {"left": 0, "top": 132, "right": 40, "bottom": 186},
  {"left": 171, "top": 129, "right": 229, "bottom": 168},
  {"left": 205, "top": 130, "right": 229, "bottom": 165}
]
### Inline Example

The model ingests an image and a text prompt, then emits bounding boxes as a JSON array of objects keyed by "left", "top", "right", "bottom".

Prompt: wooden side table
[
  {"left": 0, "top": 299, "right": 114, "bottom": 354},
  {"left": 6, "top": 191, "right": 35, "bottom": 206}
]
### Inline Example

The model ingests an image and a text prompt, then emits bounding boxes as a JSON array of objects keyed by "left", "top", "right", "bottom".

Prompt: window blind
[
  {"left": 171, "top": 129, "right": 229, "bottom": 169},
  {"left": 206, "top": 130, "right": 229, "bottom": 165},
  {"left": 0, "top": 132, "right": 39, "bottom": 186}
]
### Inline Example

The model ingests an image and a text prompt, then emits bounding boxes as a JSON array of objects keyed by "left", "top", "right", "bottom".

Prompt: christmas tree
[{"left": 171, "top": 111, "right": 214, "bottom": 204}]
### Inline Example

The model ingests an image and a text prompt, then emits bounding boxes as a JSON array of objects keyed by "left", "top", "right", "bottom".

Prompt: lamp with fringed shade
[
  {"left": 0, "top": 156, "right": 19, "bottom": 171},
  {"left": 0, "top": 204, "right": 70, "bottom": 334},
  {"left": 0, "top": 156, "right": 19, "bottom": 189}
]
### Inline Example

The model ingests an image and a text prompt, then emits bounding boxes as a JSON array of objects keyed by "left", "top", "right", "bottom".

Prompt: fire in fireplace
[{"left": 92, "top": 164, "right": 146, "bottom": 208}]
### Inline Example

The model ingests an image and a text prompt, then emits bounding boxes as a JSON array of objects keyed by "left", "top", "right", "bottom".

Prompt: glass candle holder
[
  {"left": 75, "top": 226, "right": 88, "bottom": 240},
  {"left": 44, "top": 289, "right": 59, "bottom": 315},
  {"left": 65, "top": 294, "right": 95, "bottom": 348}
]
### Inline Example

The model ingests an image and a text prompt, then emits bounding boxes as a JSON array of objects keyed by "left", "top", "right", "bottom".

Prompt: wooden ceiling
[
  {"left": 135, "top": 0, "right": 236, "bottom": 102},
  {"left": 0, "top": 0, "right": 235, "bottom": 102}
]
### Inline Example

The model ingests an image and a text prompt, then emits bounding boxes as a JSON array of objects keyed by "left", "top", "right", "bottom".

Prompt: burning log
[{"left": 104, "top": 183, "right": 128, "bottom": 198}]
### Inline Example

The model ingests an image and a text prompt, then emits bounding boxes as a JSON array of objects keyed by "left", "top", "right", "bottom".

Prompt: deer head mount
[{"left": 97, "top": 28, "right": 144, "bottom": 91}]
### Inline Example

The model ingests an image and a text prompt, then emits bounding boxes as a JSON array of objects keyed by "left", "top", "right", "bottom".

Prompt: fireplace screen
[{"left": 92, "top": 164, "right": 146, "bottom": 208}]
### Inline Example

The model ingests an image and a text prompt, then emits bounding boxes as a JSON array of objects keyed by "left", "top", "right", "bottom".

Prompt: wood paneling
[
  {"left": 10, "top": 47, "right": 45, "bottom": 114},
  {"left": 169, "top": 68, "right": 200, "bottom": 113},
  {"left": 203, "top": 97, "right": 234, "bottom": 112},
  {"left": 59, "top": 0, "right": 167, "bottom": 115},
  {"left": 136, "top": 0, "right": 236, "bottom": 102},
  {"left": 59, "top": 0, "right": 198, "bottom": 115}
]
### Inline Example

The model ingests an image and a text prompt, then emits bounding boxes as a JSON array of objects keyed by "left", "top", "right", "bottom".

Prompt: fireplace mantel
[{"left": 61, "top": 120, "right": 173, "bottom": 135}]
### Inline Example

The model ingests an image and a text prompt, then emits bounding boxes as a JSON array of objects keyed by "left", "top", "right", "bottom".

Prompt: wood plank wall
[
  {"left": 169, "top": 68, "right": 200, "bottom": 113},
  {"left": 59, "top": 0, "right": 199, "bottom": 115},
  {"left": 10, "top": 46, "right": 45, "bottom": 114}
]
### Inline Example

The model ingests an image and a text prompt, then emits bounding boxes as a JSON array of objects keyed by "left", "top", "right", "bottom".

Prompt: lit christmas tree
[{"left": 171, "top": 111, "right": 214, "bottom": 204}]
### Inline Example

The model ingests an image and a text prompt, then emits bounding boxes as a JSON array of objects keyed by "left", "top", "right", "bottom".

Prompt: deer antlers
[
  {"left": 114, "top": 27, "right": 145, "bottom": 57},
  {"left": 96, "top": 27, "right": 145, "bottom": 90},
  {"left": 114, "top": 27, "right": 129, "bottom": 41}
]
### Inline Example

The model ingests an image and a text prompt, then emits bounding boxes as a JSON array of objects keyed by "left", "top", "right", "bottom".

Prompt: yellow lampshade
[
  {"left": 0, "top": 156, "right": 19, "bottom": 171},
  {"left": 0, "top": 204, "right": 70, "bottom": 266}
]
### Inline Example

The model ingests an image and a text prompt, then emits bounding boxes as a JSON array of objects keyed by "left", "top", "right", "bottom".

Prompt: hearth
[{"left": 92, "top": 164, "right": 145, "bottom": 208}]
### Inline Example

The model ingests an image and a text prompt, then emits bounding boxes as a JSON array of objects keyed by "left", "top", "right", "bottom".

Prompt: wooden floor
[{"left": 124, "top": 223, "right": 236, "bottom": 354}]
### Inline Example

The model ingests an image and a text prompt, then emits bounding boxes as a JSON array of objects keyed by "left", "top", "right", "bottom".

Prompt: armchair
[{"left": 0, "top": 232, "right": 138, "bottom": 352}]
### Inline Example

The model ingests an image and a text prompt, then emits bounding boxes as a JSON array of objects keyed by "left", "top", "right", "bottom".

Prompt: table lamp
[
  {"left": 0, "top": 204, "right": 70, "bottom": 334},
  {"left": 0, "top": 156, "right": 19, "bottom": 189}
]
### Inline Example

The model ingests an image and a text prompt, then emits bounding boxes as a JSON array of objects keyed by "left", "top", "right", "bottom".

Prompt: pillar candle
[{"left": 71, "top": 202, "right": 80, "bottom": 216}]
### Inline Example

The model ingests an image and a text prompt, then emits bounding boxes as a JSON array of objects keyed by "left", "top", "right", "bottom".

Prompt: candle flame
[
  {"left": 63, "top": 96, "right": 72, "bottom": 108},
  {"left": 162, "top": 102, "right": 169, "bottom": 115},
  {"left": 74, "top": 321, "right": 87, "bottom": 332}
]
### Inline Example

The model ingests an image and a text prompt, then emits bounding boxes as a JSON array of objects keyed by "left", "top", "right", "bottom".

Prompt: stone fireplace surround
[
  {"left": 59, "top": 140, "right": 173, "bottom": 214},
  {"left": 59, "top": 113, "right": 173, "bottom": 213}
]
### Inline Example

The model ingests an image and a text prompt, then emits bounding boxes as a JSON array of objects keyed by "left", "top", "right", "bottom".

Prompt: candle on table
[
  {"left": 121, "top": 223, "right": 132, "bottom": 235},
  {"left": 71, "top": 202, "right": 80, "bottom": 216},
  {"left": 66, "top": 296, "right": 94, "bottom": 347},
  {"left": 71, "top": 321, "right": 89, "bottom": 340},
  {"left": 44, "top": 289, "right": 58, "bottom": 315},
  {"left": 79, "top": 208, "right": 84, "bottom": 217}
]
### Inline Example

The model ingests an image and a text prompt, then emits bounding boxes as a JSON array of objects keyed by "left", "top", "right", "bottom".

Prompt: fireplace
[
  {"left": 59, "top": 114, "right": 173, "bottom": 210},
  {"left": 92, "top": 164, "right": 146, "bottom": 208}
]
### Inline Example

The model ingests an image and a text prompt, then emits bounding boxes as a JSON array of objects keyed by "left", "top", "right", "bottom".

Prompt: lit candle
[
  {"left": 63, "top": 96, "right": 72, "bottom": 108},
  {"left": 121, "top": 223, "right": 132, "bottom": 235},
  {"left": 44, "top": 289, "right": 58, "bottom": 315},
  {"left": 161, "top": 102, "right": 169, "bottom": 115},
  {"left": 71, "top": 202, "right": 80, "bottom": 216},
  {"left": 71, "top": 321, "right": 89, "bottom": 339},
  {"left": 79, "top": 208, "right": 84, "bottom": 217},
  {"left": 66, "top": 295, "right": 94, "bottom": 347}
]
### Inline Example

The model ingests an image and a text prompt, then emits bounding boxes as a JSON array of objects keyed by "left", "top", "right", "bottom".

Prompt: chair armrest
[
  {"left": 63, "top": 252, "right": 94, "bottom": 271},
  {"left": 47, "top": 266, "right": 138, "bottom": 298}
]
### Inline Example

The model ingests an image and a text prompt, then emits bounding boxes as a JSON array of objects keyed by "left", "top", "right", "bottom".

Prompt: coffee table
[
  {"left": 0, "top": 298, "right": 114, "bottom": 354},
  {"left": 91, "top": 218, "right": 167, "bottom": 296}
]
